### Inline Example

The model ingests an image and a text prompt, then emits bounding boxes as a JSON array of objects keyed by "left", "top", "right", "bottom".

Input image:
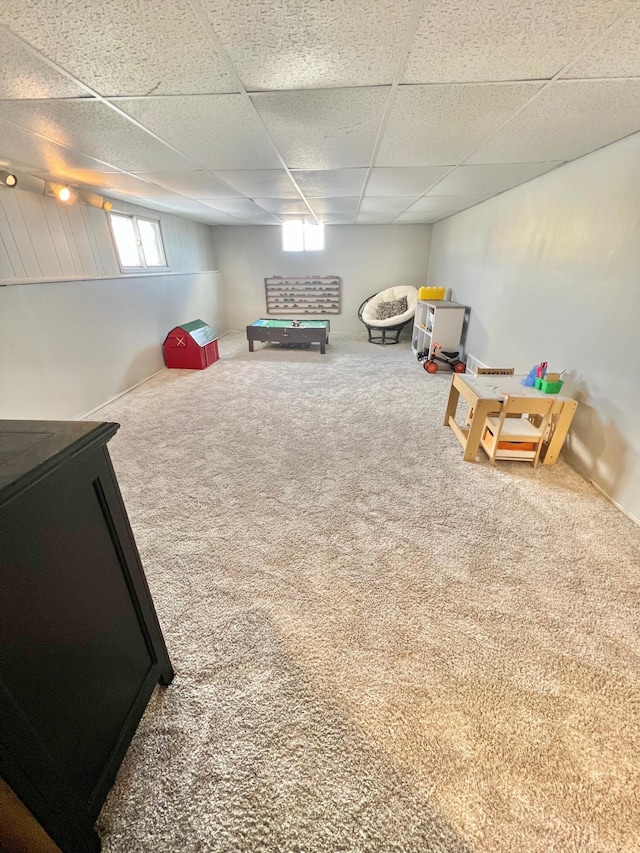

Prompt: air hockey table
[{"left": 246, "top": 318, "right": 330, "bottom": 354}]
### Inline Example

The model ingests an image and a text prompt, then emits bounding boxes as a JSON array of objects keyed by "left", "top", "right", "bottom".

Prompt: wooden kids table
[{"left": 443, "top": 373, "right": 578, "bottom": 464}]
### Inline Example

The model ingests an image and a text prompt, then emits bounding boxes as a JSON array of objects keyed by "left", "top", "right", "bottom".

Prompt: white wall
[
  {"left": 0, "top": 188, "right": 225, "bottom": 419},
  {"left": 212, "top": 224, "right": 432, "bottom": 333},
  {"left": 427, "top": 132, "right": 640, "bottom": 522}
]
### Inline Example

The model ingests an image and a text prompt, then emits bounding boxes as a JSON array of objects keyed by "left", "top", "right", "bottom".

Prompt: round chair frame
[{"left": 358, "top": 293, "right": 414, "bottom": 345}]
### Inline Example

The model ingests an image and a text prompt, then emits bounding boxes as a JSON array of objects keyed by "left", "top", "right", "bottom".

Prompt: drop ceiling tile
[
  {"left": 396, "top": 194, "right": 494, "bottom": 222},
  {"left": 0, "top": 99, "right": 194, "bottom": 171},
  {"left": 199, "top": 198, "right": 275, "bottom": 219},
  {"left": 377, "top": 83, "right": 541, "bottom": 166},
  {"left": 88, "top": 188, "right": 217, "bottom": 222},
  {"left": 320, "top": 214, "right": 357, "bottom": 225},
  {"left": 366, "top": 166, "right": 451, "bottom": 196},
  {"left": 193, "top": 209, "right": 250, "bottom": 224},
  {"left": 131, "top": 171, "right": 243, "bottom": 199},
  {"left": 468, "top": 80, "right": 640, "bottom": 164},
  {"left": 428, "top": 163, "right": 562, "bottom": 196},
  {"left": 252, "top": 88, "right": 390, "bottom": 169},
  {"left": 291, "top": 169, "right": 367, "bottom": 198},
  {"left": 82, "top": 173, "right": 186, "bottom": 199},
  {"left": 115, "top": 95, "right": 281, "bottom": 170},
  {"left": 252, "top": 198, "right": 311, "bottom": 215},
  {"left": 0, "top": 31, "right": 86, "bottom": 98},
  {"left": 565, "top": 15, "right": 640, "bottom": 79},
  {"left": 403, "top": 0, "right": 632, "bottom": 84},
  {"left": 204, "top": 210, "right": 279, "bottom": 224},
  {"left": 200, "top": 0, "right": 413, "bottom": 90},
  {"left": 213, "top": 170, "right": 301, "bottom": 198},
  {"left": 0, "top": 117, "right": 122, "bottom": 178},
  {"left": 308, "top": 198, "right": 360, "bottom": 215},
  {"left": 356, "top": 212, "right": 396, "bottom": 224},
  {"left": 359, "top": 197, "right": 422, "bottom": 215},
  {"left": 3, "top": 0, "right": 237, "bottom": 96}
]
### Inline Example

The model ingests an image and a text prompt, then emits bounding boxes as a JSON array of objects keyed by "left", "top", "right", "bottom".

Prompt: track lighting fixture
[
  {"left": 0, "top": 170, "right": 18, "bottom": 188},
  {"left": 15, "top": 174, "right": 112, "bottom": 212},
  {"left": 45, "top": 181, "right": 77, "bottom": 203}
]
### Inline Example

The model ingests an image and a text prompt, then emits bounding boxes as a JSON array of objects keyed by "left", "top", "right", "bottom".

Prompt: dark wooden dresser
[{"left": 0, "top": 421, "right": 174, "bottom": 853}]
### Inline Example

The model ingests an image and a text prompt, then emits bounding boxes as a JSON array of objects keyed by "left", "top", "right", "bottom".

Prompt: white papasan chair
[{"left": 358, "top": 285, "right": 419, "bottom": 345}]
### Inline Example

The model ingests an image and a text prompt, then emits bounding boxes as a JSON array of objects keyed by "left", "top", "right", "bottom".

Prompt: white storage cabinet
[{"left": 411, "top": 300, "right": 468, "bottom": 361}]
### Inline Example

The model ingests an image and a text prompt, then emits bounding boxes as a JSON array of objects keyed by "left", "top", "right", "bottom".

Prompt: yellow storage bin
[{"left": 418, "top": 286, "right": 446, "bottom": 300}]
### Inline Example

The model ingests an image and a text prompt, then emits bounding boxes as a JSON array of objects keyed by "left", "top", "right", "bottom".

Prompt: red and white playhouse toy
[{"left": 163, "top": 320, "right": 219, "bottom": 370}]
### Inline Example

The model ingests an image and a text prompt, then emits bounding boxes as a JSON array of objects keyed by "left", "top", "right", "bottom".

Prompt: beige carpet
[{"left": 94, "top": 332, "right": 640, "bottom": 853}]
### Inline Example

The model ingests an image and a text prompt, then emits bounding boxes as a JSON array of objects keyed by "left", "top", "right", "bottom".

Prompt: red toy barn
[{"left": 163, "top": 319, "right": 219, "bottom": 370}]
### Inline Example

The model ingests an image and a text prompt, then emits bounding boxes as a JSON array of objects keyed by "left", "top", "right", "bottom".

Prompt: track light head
[
  {"left": 0, "top": 170, "right": 18, "bottom": 188},
  {"left": 45, "top": 181, "right": 76, "bottom": 203}
]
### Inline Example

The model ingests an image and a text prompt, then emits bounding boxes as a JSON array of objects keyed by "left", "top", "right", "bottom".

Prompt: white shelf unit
[{"left": 411, "top": 300, "right": 468, "bottom": 360}]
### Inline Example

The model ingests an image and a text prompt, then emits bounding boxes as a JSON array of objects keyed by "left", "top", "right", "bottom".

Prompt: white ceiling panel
[
  {"left": 4, "top": 1, "right": 236, "bottom": 96},
  {"left": 199, "top": 198, "right": 278, "bottom": 219},
  {"left": 360, "top": 197, "right": 419, "bottom": 215},
  {"left": 82, "top": 173, "right": 191, "bottom": 199},
  {"left": 356, "top": 213, "right": 397, "bottom": 224},
  {"left": 0, "top": 117, "right": 124, "bottom": 177},
  {"left": 403, "top": 0, "right": 633, "bottom": 84},
  {"left": 213, "top": 170, "right": 301, "bottom": 198},
  {"left": 468, "top": 80, "right": 640, "bottom": 165},
  {"left": 253, "top": 198, "right": 311, "bottom": 215},
  {"left": 396, "top": 193, "right": 494, "bottom": 222},
  {"left": 131, "top": 171, "right": 243, "bottom": 199},
  {"left": 565, "top": 15, "right": 640, "bottom": 79},
  {"left": 186, "top": 208, "right": 249, "bottom": 224},
  {"left": 115, "top": 95, "right": 281, "bottom": 170},
  {"left": 308, "top": 198, "right": 360, "bottom": 215},
  {"left": 292, "top": 169, "right": 367, "bottom": 198},
  {"left": 321, "top": 214, "right": 358, "bottom": 225},
  {"left": 0, "top": 31, "right": 87, "bottom": 99},
  {"left": 377, "top": 83, "right": 542, "bottom": 166},
  {"left": 85, "top": 187, "right": 218, "bottom": 221},
  {"left": 427, "top": 162, "right": 562, "bottom": 196},
  {"left": 200, "top": 0, "right": 414, "bottom": 90},
  {"left": 252, "top": 88, "right": 390, "bottom": 169},
  {"left": 0, "top": 99, "right": 194, "bottom": 171},
  {"left": 365, "top": 166, "right": 451, "bottom": 197}
]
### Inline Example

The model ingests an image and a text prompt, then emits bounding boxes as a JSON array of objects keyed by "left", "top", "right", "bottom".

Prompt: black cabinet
[{"left": 0, "top": 421, "right": 174, "bottom": 853}]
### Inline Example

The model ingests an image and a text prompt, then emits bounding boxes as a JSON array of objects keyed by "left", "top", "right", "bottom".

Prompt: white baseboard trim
[
  {"left": 588, "top": 477, "right": 640, "bottom": 528},
  {"left": 75, "top": 368, "right": 166, "bottom": 421},
  {"left": 75, "top": 330, "right": 232, "bottom": 421}
]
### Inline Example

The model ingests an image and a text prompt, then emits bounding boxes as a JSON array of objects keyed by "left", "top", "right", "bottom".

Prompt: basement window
[
  {"left": 109, "top": 212, "right": 167, "bottom": 269},
  {"left": 282, "top": 221, "right": 325, "bottom": 252}
]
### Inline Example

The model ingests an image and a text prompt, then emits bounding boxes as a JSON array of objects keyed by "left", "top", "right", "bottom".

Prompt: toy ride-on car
[{"left": 417, "top": 343, "right": 466, "bottom": 374}]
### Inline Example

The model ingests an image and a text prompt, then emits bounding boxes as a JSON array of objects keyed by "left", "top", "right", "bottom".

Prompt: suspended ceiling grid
[{"left": 1, "top": 0, "right": 639, "bottom": 225}]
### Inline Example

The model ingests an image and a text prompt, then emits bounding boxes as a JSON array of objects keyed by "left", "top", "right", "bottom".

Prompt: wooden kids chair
[{"left": 480, "top": 394, "right": 554, "bottom": 467}]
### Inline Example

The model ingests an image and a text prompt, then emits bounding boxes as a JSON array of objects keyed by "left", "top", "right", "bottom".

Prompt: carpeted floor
[{"left": 94, "top": 331, "right": 640, "bottom": 853}]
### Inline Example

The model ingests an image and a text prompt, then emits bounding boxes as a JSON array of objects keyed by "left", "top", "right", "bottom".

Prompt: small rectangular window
[
  {"left": 282, "top": 220, "right": 304, "bottom": 251},
  {"left": 282, "top": 220, "right": 325, "bottom": 252},
  {"left": 109, "top": 212, "right": 167, "bottom": 269},
  {"left": 137, "top": 218, "right": 166, "bottom": 266},
  {"left": 303, "top": 222, "right": 324, "bottom": 251}
]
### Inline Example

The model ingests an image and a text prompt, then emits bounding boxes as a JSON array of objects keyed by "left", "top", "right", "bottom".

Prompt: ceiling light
[
  {"left": 0, "top": 170, "right": 18, "bottom": 188},
  {"left": 45, "top": 181, "right": 77, "bottom": 203}
]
